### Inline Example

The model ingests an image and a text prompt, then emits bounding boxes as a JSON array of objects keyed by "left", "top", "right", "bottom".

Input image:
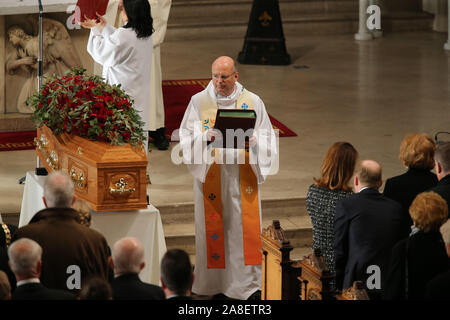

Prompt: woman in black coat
[
  {"left": 306, "top": 142, "right": 358, "bottom": 278},
  {"left": 383, "top": 133, "right": 438, "bottom": 237},
  {"left": 384, "top": 191, "right": 449, "bottom": 300}
]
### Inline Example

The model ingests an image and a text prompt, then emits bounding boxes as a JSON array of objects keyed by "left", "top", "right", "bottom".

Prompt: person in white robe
[
  {"left": 81, "top": 0, "right": 154, "bottom": 153},
  {"left": 179, "top": 56, "right": 278, "bottom": 300},
  {"left": 148, "top": 0, "right": 171, "bottom": 150}
]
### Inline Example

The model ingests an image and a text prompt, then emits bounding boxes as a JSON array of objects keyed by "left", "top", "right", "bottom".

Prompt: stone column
[
  {"left": 355, "top": 0, "right": 373, "bottom": 40},
  {"left": 445, "top": 0, "right": 450, "bottom": 50}
]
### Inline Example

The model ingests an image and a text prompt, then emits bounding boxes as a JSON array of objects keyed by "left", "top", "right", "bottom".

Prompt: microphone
[
  {"left": 37, "top": 0, "right": 43, "bottom": 90},
  {"left": 36, "top": 0, "right": 47, "bottom": 176}
]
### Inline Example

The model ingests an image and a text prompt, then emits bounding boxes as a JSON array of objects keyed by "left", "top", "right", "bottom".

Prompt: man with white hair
[
  {"left": 8, "top": 238, "right": 75, "bottom": 300},
  {"left": 14, "top": 171, "right": 111, "bottom": 292},
  {"left": 110, "top": 237, "right": 164, "bottom": 300}
]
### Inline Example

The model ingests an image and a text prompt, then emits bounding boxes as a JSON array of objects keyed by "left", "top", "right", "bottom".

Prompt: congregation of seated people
[
  {"left": 307, "top": 137, "right": 450, "bottom": 300},
  {"left": 0, "top": 138, "right": 449, "bottom": 300}
]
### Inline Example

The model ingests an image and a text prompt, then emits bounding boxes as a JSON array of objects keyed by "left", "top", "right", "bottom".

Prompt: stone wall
[{"left": 2, "top": 12, "right": 93, "bottom": 114}]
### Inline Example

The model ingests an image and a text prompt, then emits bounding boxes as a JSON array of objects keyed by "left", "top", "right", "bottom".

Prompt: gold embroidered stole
[{"left": 200, "top": 89, "right": 262, "bottom": 269}]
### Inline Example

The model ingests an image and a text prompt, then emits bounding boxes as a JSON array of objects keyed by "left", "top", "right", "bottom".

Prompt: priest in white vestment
[
  {"left": 179, "top": 56, "right": 278, "bottom": 300},
  {"left": 82, "top": 0, "right": 154, "bottom": 152}
]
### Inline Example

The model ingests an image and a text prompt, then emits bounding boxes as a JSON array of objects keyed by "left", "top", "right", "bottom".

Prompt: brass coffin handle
[
  {"left": 110, "top": 178, "right": 135, "bottom": 195},
  {"left": 70, "top": 168, "right": 86, "bottom": 188},
  {"left": 34, "top": 134, "right": 58, "bottom": 170}
]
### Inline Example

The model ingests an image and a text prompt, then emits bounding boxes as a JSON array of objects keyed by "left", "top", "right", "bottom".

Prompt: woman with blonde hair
[
  {"left": 384, "top": 133, "right": 438, "bottom": 236},
  {"left": 306, "top": 142, "right": 358, "bottom": 278},
  {"left": 384, "top": 191, "right": 449, "bottom": 300}
]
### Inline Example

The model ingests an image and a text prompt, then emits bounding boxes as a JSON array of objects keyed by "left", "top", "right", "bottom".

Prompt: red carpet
[
  {"left": 0, "top": 79, "right": 296, "bottom": 152},
  {"left": 163, "top": 79, "right": 297, "bottom": 140},
  {"left": 0, "top": 130, "right": 36, "bottom": 152}
]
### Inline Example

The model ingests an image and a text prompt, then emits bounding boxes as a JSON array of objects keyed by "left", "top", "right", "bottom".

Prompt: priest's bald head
[
  {"left": 211, "top": 56, "right": 239, "bottom": 97},
  {"left": 353, "top": 160, "right": 383, "bottom": 192}
]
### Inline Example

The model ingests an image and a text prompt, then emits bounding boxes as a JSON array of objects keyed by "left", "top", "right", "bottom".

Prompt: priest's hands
[
  {"left": 245, "top": 136, "right": 257, "bottom": 150},
  {"left": 79, "top": 13, "right": 107, "bottom": 29},
  {"left": 206, "top": 129, "right": 222, "bottom": 143}
]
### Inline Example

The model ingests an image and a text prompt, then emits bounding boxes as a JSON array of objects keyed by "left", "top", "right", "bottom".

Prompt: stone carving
[{"left": 6, "top": 17, "right": 81, "bottom": 113}]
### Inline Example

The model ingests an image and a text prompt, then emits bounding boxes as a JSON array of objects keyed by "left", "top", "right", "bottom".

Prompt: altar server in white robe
[
  {"left": 148, "top": 0, "right": 171, "bottom": 150},
  {"left": 82, "top": 0, "right": 154, "bottom": 153},
  {"left": 179, "top": 56, "right": 278, "bottom": 300}
]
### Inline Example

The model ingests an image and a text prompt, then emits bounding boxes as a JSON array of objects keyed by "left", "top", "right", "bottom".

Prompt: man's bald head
[
  {"left": 355, "top": 160, "right": 383, "bottom": 191},
  {"left": 111, "top": 237, "right": 145, "bottom": 276},
  {"left": 211, "top": 56, "right": 239, "bottom": 97},
  {"left": 212, "top": 56, "right": 237, "bottom": 73}
]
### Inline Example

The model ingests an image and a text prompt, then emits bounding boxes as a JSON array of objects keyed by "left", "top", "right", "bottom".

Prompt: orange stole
[{"left": 203, "top": 152, "right": 262, "bottom": 269}]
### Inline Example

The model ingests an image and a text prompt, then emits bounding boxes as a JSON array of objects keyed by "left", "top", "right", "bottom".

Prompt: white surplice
[
  {"left": 87, "top": 24, "right": 153, "bottom": 131},
  {"left": 179, "top": 81, "right": 278, "bottom": 300}
]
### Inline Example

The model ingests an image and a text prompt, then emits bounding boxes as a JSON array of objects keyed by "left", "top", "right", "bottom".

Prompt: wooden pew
[
  {"left": 260, "top": 220, "right": 301, "bottom": 300},
  {"left": 296, "top": 248, "right": 335, "bottom": 300},
  {"left": 261, "top": 220, "right": 369, "bottom": 300}
]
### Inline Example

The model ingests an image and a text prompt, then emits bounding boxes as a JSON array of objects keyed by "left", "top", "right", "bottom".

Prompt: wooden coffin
[{"left": 35, "top": 125, "right": 148, "bottom": 211}]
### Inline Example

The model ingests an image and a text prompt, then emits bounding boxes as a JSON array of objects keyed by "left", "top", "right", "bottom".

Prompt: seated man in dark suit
[
  {"left": 431, "top": 142, "right": 450, "bottom": 210},
  {"left": 110, "top": 237, "right": 164, "bottom": 300},
  {"left": 160, "top": 249, "right": 194, "bottom": 300},
  {"left": 8, "top": 238, "right": 75, "bottom": 300},
  {"left": 425, "top": 218, "right": 450, "bottom": 299},
  {"left": 334, "top": 160, "right": 405, "bottom": 300}
]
